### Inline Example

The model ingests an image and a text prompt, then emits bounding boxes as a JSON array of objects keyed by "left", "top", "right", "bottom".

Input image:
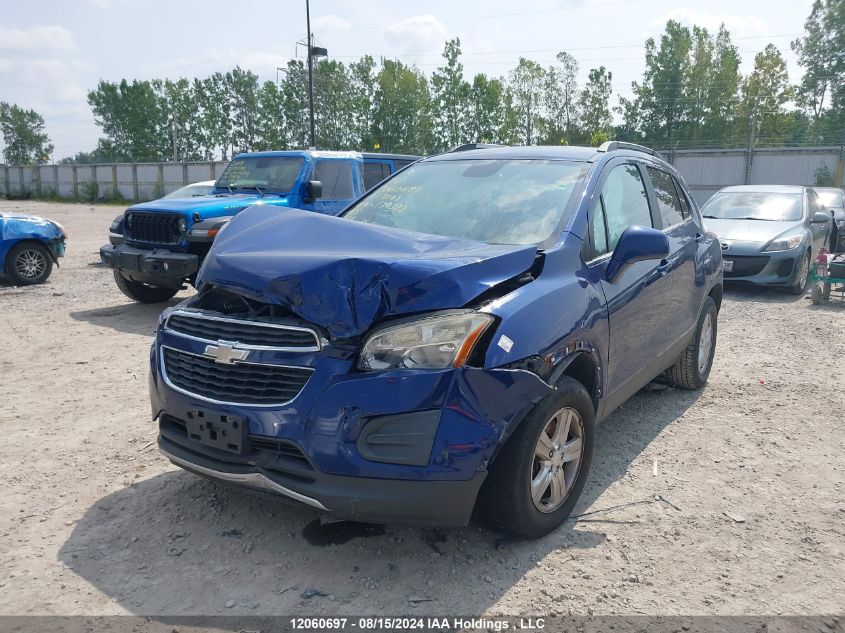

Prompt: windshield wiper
[
  {"left": 702, "top": 215, "right": 718, "bottom": 218},
  {"left": 252, "top": 185, "right": 265, "bottom": 197}
]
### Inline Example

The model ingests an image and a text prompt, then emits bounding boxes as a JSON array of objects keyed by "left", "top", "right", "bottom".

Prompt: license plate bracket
[
  {"left": 184, "top": 409, "right": 248, "bottom": 454},
  {"left": 723, "top": 259, "right": 734, "bottom": 272}
]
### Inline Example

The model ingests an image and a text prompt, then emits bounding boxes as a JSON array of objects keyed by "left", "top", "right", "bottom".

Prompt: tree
[
  {"left": 349, "top": 55, "right": 377, "bottom": 150},
  {"left": 621, "top": 20, "right": 693, "bottom": 148},
  {"left": 430, "top": 38, "right": 471, "bottom": 151},
  {"left": 509, "top": 58, "right": 546, "bottom": 145},
  {"left": 739, "top": 44, "right": 794, "bottom": 147},
  {"left": 792, "top": 0, "right": 841, "bottom": 123},
  {"left": 88, "top": 79, "right": 170, "bottom": 161},
  {"left": 578, "top": 67, "right": 613, "bottom": 144},
  {"left": 314, "top": 59, "right": 356, "bottom": 149},
  {"left": 279, "top": 60, "right": 309, "bottom": 149},
  {"left": 253, "top": 80, "right": 286, "bottom": 151},
  {"left": 372, "top": 59, "right": 432, "bottom": 154},
  {"left": 0, "top": 103, "right": 53, "bottom": 164},
  {"left": 467, "top": 74, "right": 515, "bottom": 144},
  {"left": 543, "top": 52, "right": 579, "bottom": 144}
]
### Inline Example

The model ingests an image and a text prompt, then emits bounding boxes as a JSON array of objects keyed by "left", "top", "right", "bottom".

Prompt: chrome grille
[
  {"left": 165, "top": 311, "right": 321, "bottom": 351},
  {"left": 162, "top": 347, "right": 312, "bottom": 406},
  {"left": 125, "top": 211, "right": 181, "bottom": 244}
]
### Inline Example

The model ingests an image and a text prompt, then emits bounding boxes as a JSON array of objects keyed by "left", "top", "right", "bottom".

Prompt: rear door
[
  {"left": 643, "top": 165, "right": 703, "bottom": 353},
  {"left": 585, "top": 160, "right": 673, "bottom": 414}
]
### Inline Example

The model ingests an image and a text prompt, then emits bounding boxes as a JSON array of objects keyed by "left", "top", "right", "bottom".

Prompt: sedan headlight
[
  {"left": 763, "top": 233, "right": 803, "bottom": 252},
  {"left": 358, "top": 312, "right": 494, "bottom": 371}
]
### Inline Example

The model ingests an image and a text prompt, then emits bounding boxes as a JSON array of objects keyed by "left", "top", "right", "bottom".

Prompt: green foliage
[
  {"left": 431, "top": 39, "right": 471, "bottom": 151},
  {"left": 0, "top": 103, "right": 54, "bottom": 164},
  {"left": 815, "top": 164, "right": 835, "bottom": 186},
  {"left": 372, "top": 59, "right": 433, "bottom": 154},
  {"left": 79, "top": 180, "right": 99, "bottom": 202}
]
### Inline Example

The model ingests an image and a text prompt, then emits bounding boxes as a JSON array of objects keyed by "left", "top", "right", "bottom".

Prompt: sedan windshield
[
  {"left": 342, "top": 159, "right": 587, "bottom": 245},
  {"left": 216, "top": 156, "right": 304, "bottom": 194},
  {"left": 816, "top": 189, "right": 844, "bottom": 209},
  {"left": 702, "top": 192, "right": 803, "bottom": 221}
]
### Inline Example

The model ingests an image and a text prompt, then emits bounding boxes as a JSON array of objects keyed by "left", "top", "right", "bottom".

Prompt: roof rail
[
  {"left": 597, "top": 140, "right": 657, "bottom": 156},
  {"left": 447, "top": 143, "right": 505, "bottom": 153}
]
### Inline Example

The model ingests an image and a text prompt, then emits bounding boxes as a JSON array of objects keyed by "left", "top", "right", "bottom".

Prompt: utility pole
[
  {"left": 172, "top": 113, "right": 179, "bottom": 162},
  {"left": 306, "top": 0, "right": 316, "bottom": 149},
  {"left": 744, "top": 102, "right": 757, "bottom": 185}
]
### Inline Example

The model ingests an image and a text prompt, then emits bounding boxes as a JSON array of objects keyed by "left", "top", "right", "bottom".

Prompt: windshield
[
  {"left": 816, "top": 189, "right": 844, "bottom": 209},
  {"left": 163, "top": 183, "right": 214, "bottom": 199},
  {"left": 342, "top": 159, "right": 587, "bottom": 245},
  {"left": 216, "top": 156, "right": 304, "bottom": 194},
  {"left": 702, "top": 192, "right": 803, "bottom": 221}
]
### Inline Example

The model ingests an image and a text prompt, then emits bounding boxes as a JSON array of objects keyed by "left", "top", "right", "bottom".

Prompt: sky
[{"left": 0, "top": 0, "right": 815, "bottom": 160}]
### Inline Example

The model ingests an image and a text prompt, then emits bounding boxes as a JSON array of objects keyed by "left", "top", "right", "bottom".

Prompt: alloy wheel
[
  {"left": 531, "top": 407, "right": 584, "bottom": 513},
  {"left": 697, "top": 312, "right": 714, "bottom": 374},
  {"left": 15, "top": 249, "right": 47, "bottom": 281}
]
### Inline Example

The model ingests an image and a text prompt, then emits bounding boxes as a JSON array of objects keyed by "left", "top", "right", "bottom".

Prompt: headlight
[
  {"left": 124, "top": 213, "right": 132, "bottom": 229},
  {"left": 358, "top": 312, "right": 494, "bottom": 371},
  {"left": 763, "top": 234, "right": 803, "bottom": 252},
  {"left": 176, "top": 217, "right": 187, "bottom": 234}
]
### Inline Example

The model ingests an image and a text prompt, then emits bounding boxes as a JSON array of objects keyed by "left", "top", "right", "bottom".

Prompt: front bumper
[
  {"left": 722, "top": 245, "right": 805, "bottom": 286},
  {"left": 100, "top": 242, "right": 198, "bottom": 287},
  {"left": 158, "top": 423, "right": 485, "bottom": 526},
  {"left": 149, "top": 321, "right": 554, "bottom": 526}
]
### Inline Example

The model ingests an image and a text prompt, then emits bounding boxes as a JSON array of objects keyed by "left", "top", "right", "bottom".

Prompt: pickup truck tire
[
  {"left": 477, "top": 376, "right": 595, "bottom": 538},
  {"left": 5, "top": 241, "right": 53, "bottom": 286},
  {"left": 113, "top": 270, "right": 179, "bottom": 303},
  {"left": 666, "top": 296, "right": 717, "bottom": 390}
]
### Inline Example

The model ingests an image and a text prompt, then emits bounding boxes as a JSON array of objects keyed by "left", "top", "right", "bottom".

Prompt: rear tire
[
  {"left": 666, "top": 296, "right": 718, "bottom": 390},
  {"left": 477, "top": 376, "right": 595, "bottom": 539},
  {"left": 112, "top": 269, "right": 179, "bottom": 303},
  {"left": 6, "top": 241, "right": 53, "bottom": 285}
]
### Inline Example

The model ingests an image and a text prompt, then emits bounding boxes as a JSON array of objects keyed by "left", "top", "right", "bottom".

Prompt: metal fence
[
  {"left": 2, "top": 146, "right": 844, "bottom": 205},
  {"left": 1, "top": 161, "right": 230, "bottom": 201},
  {"left": 658, "top": 145, "right": 845, "bottom": 205}
]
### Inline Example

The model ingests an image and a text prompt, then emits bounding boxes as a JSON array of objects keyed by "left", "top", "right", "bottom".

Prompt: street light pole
[{"left": 306, "top": 0, "right": 316, "bottom": 149}]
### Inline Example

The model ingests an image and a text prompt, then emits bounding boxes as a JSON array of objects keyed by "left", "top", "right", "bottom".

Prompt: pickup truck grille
[
  {"left": 166, "top": 312, "right": 320, "bottom": 350},
  {"left": 125, "top": 211, "right": 181, "bottom": 244},
  {"left": 162, "top": 347, "right": 312, "bottom": 406}
]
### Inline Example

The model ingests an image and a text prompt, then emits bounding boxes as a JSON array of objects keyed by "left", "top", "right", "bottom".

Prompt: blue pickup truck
[{"left": 100, "top": 150, "right": 419, "bottom": 302}]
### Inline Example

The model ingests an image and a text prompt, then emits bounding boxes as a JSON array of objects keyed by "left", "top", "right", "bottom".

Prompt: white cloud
[
  {"left": 0, "top": 24, "right": 75, "bottom": 53},
  {"left": 313, "top": 14, "right": 352, "bottom": 33},
  {"left": 383, "top": 15, "right": 447, "bottom": 56},
  {"left": 650, "top": 8, "right": 768, "bottom": 38}
]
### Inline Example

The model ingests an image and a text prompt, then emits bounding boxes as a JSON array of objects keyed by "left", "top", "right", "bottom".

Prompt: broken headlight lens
[{"left": 358, "top": 312, "right": 494, "bottom": 371}]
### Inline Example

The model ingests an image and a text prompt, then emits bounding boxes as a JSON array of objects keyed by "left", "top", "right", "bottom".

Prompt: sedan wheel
[
  {"left": 15, "top": 248, "right": 47, "bottom": 281},
  {"left": 789, "top": 252, "right": 810, "bottom": 295},
  {"left": 5, "top": 242, "right": 53, "bottom": 285}
]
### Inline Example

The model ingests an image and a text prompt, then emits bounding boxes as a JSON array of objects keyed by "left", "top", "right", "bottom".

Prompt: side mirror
[
  {"left": 606, "top": 225, "right": 670, "bottom": 284},
  {"left": 812, "top": 211, "right": 830, "bottom": 224},
  {"left": 305, "top": 180, "right": 323, "bottom": 202}
]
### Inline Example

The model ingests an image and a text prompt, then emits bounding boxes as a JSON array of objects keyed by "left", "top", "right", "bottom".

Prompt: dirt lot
[{"left": 0, "top": 200, "right": 843, "bottom": 617}]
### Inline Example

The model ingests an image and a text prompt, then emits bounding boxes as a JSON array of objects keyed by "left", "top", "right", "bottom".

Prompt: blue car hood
[
  {"left": 198, "top": 206, "right": 538, "bottom": 338},
  {"left": 129, "top": 193, "right": 284, "bottom": 217}
]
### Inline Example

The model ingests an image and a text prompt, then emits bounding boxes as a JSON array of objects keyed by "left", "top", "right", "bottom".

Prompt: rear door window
[
  {"left": 362, "top": 162, "right": 391, "bottom": 190},
  {"left": 647, "top": 166, "right": 685, "bottom": 228},
  {"left": 314, "top": 160, "right": 354, "bottom": 200}
]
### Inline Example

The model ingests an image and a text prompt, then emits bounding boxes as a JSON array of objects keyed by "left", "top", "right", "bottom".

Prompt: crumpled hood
[
  {"left": 0, "top": 212, "right": 63, "bottom": 241},
  {"left": 705, "top": 217, "right": 802, "bottom": 245},
  {"left": 128, "top": 193, "right": 283, "bottom": 218},
  {"left": 198, "top": 206, "right": 538, "bottom": 338}
]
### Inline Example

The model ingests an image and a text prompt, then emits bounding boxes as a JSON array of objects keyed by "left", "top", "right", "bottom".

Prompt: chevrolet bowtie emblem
[{"left": 203, "top": 341, "right": 249, "bottom": 364}]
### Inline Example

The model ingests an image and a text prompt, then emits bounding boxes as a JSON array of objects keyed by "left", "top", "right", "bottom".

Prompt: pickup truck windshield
[
  {"left": 216, "top": 156, "right": 304, "bottom": 194},
  {"left": 343, "top": 159, "right": 586, "bottom": 245}
]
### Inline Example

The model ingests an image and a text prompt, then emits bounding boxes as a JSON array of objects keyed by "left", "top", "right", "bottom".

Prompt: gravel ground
[{"left": 0, "top": 200, "right": 842, "bottom": 617}]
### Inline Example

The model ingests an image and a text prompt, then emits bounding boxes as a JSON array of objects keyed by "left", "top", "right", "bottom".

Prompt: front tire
[
  {"left": 6, "top": 241, "right": 53, "bottom": 285},
  {"left": 666, "top": 296, "right": 718, "bottom": 390},
  {"left": 112, "top": 269, "right": 179, "bottom": 303},
  {"left": 477, "top": 376, "right": 595, "bottom": 538},
  {"left": 788, "top": 252, "right": 811, "bottom": 295}
]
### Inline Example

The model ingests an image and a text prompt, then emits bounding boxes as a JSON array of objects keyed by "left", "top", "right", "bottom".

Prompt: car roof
[
  {"left": 424, "top": 145, "right": 604, "bottom": 163},
  {"left": 717, "top": 185, "right": 806, "bottom": 194}
]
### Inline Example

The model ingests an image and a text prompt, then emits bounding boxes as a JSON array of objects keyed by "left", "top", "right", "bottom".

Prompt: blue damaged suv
[{"left": 150, "top": 142, "right": 723, "bottom": 538}]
